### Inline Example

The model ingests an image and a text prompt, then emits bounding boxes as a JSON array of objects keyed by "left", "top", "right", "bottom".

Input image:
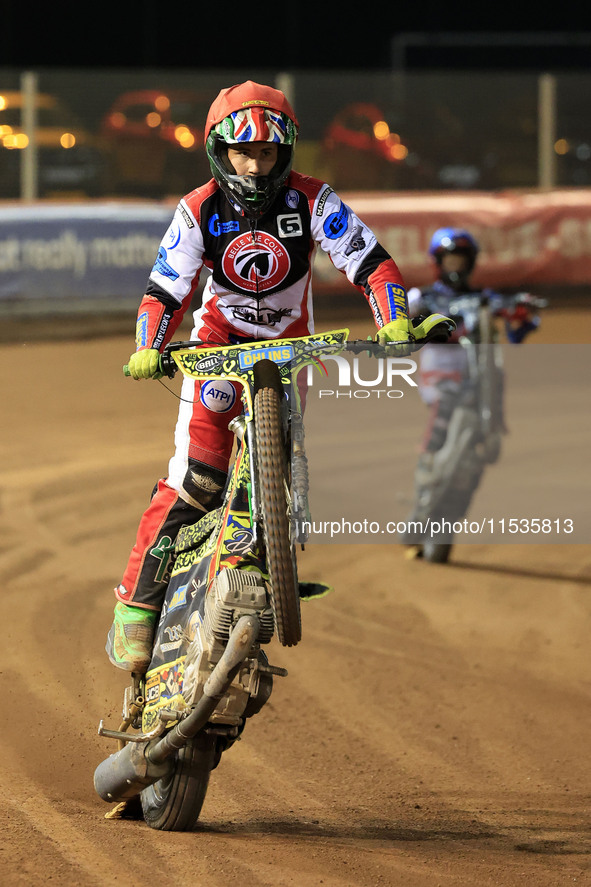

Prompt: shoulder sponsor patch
[
  {"left": 165, "top": 221, "right": 181, "bottom": 250},
  {"left": 323, "top": 201, "right": 349, "bottom": 239},
  {"left": 152, "top": 246, "right": 179, "bottom": 281},
  {"left": 316, "top": 185, "right": 333, "bottom": 216},
  {"left": 179, "top": 204, "right": 195, "bottom": 229}
]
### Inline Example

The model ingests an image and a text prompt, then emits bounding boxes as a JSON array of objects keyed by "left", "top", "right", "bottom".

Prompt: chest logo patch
[{"left": 222, "top": 231, "right": 290, "bottom": 292}]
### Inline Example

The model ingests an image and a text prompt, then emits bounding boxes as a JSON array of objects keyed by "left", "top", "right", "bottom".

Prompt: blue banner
[{"left": 0, "top": 202, "right": 174, "bottom": 305}]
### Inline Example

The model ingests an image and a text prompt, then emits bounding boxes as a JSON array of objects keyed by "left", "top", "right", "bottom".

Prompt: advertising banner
[{"left": 1, "top": 191, "right": 591, "bottom": 312}]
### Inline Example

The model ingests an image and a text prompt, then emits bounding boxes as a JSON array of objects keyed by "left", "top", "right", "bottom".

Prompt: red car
[
  {"left": 101, "top": 89, "right": 215, "bottom": 197},
  {"left": 322, "top": 102, "right": 410, "bottom": 190}
]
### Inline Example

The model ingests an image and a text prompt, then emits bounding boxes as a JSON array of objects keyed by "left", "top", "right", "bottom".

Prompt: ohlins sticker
[
  {"left": 152, "top": 246, "right": 179, "bottom": 281},
  {"left": 238, "top": 344, "right": 294, "bottom": 368},
  {"left": 222, "top": 231, "right": 290, "bottom": 292}
]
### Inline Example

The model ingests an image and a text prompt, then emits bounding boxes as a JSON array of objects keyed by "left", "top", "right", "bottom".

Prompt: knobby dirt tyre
[
  {"left": 254, "top": 385, "right": 302, "bottom": 647},
  {"left": 422, "top": 542, "right": 453, "bottom": 564},
  {"left": 140, "top": 733, "right": 217, "bottom": 831}
]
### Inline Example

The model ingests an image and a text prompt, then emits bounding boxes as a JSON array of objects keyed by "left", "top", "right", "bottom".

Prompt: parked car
[
  {"left": 321, "top": 102, "right": 410, "bottom": 190},
  {"left": 101, "top": 89, "right": 214, "bottom": 197},
  {"left": 0, "top": 91, "right": 107, "bottom": 198}
]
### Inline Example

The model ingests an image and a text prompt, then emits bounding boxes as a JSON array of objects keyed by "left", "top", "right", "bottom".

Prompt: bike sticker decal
[
  {"left": 194, "top": 354, "right": 224, "bottom": 373},
  {"left": 150, "top": 535, "right": 175, "bottom": 583},
  {"left": 145, "top": 674, "right": 160, "bottom": 703},
  {"left": 200, "top": 379, "right": 237, "bottom": 412},
  {"left": 222, "top": 231, "right": 290, "bottom": 292},
  {"left": 142, "top": 659, "right": 186, "bottom": 731},
  {"left": 168, "top": 584, "right": 188, "bottom": 612},
  {"left": 187, "top": 610, "right": 203, "bottom": 642},
  {"left": 238, "top": 344, "right": 294, "bottom": 368}
]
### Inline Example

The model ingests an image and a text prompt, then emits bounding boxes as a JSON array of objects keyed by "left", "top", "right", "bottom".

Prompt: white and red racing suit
[{"left": 117, "top": 172, "right": 408, "bottom": 609}]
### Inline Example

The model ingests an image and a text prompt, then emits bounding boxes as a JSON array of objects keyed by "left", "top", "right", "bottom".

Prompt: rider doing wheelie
[{"left": 106, "top": 80, "right": 448, "bottom": 672}]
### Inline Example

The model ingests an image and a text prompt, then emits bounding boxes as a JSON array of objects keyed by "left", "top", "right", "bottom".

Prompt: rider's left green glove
[
  {"left": 376, "top": 318, "right": 413, "bottom": 355},
  {"left": 127, "top": 348, "right": 163, "bottom": 380}
]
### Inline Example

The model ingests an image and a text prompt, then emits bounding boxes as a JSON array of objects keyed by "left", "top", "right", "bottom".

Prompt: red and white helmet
[{"left": 205, "top": 81, "right": 299, "bottom": 218}]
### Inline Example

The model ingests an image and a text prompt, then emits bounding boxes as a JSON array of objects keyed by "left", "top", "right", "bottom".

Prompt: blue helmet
[
  {"left": 429, "top": 228, "right": 479, "bottom": 267},
  {"left": 428, "top": 228, "right": 479, "bottom": 290}
]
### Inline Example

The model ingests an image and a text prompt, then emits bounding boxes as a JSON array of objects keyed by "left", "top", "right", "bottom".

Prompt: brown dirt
[{"left": 0, "top": 305, "right": 590, "bottom": 886}]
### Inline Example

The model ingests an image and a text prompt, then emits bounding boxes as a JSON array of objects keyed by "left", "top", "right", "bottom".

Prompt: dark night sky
[{"left": 3, "top": 4, "right": 591, "bottom": 72}]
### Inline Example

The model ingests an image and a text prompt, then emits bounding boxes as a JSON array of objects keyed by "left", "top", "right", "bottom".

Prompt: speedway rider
[
  {"left": 106, "top": 80, "right": 447, "bottom": 671},
  {"left": 400, "top": 227, "right": 543, "bottom": 543}
]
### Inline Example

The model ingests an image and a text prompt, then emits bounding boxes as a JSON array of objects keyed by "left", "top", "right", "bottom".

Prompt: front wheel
[
  {"left": 254, "top": 382, "right": 302, "bottom": 648},
  {"left": 140, "top": 733, "right": 217, "bottom": 831}
]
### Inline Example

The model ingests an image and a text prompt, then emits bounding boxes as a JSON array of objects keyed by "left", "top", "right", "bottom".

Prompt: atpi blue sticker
[{"left": 200, "top": 380, "right": 237, "bottom": 413}]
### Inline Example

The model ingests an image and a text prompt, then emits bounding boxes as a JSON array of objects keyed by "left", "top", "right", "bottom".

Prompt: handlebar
[{"left": 123, "top": 316, "right": 456, "bottom": 380}]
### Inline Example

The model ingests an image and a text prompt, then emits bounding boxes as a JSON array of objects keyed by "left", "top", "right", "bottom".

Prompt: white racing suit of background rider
[
  {"left": 403, "top": 279, "right": 540, "bottom": 540},
  {"left": 117, "top": 172, "right": 408, "bottom": 610}
]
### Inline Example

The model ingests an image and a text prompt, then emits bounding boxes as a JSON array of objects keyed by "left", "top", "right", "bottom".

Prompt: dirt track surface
[{"left": 1, "top": 307, "right": 590, "bottom": 886}]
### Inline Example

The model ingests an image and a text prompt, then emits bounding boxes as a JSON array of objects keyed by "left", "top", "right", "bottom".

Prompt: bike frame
[{"left": 139, "top": 328, "right": 351, "bottom": 733}]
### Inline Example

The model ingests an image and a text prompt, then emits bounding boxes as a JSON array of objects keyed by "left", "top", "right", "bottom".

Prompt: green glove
[
  {"left": 127, "top": 348, "right": 163, "bottom": 380},
  {"left": 376, "top": 318, "right": 413, "bottom": 355},
  {"left": 412, "top": 313, "right": 456, "bottom": 343}
]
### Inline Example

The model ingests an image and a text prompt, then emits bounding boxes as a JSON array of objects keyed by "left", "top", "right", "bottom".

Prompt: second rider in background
[{"left": 400, "top": 227, "right": 545, "bottom": 544}]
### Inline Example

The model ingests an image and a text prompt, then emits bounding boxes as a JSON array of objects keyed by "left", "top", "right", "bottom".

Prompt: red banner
[{"left": 313, "top": 189, "right": 591, "bottom": 292}]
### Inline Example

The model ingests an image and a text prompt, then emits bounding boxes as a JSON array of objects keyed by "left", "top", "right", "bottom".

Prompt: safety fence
[{"left": 2, "top": 189, "right": 591, "bottom": 318}]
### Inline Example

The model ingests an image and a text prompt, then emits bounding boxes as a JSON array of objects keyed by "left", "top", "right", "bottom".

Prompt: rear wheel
[
  {"left": 140, "top": 733, "right": 217, "bottom": 831},
  {"left": 254, "top": 382, "right": 301, "bottom": 647},
  {"left": 421, "top": 542, "right": 452, "bottom": 563}
]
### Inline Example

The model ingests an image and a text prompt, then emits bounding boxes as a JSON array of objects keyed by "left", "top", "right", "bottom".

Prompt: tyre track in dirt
[{"left": 1, "top": 312, "right": 590, "bottom": 886}]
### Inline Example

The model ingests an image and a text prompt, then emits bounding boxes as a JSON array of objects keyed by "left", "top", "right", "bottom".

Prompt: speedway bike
[
  {"left": 409, "top": 293, "right": 546, "bottom": 564},
  {"left": 94, "top": 318, "right": 454, "bottom": 830}
]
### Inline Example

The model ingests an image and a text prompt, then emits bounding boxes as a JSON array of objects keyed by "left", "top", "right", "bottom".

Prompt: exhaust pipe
[{"left": 94, "top": 614, "right": 259, "bottom": 803}]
